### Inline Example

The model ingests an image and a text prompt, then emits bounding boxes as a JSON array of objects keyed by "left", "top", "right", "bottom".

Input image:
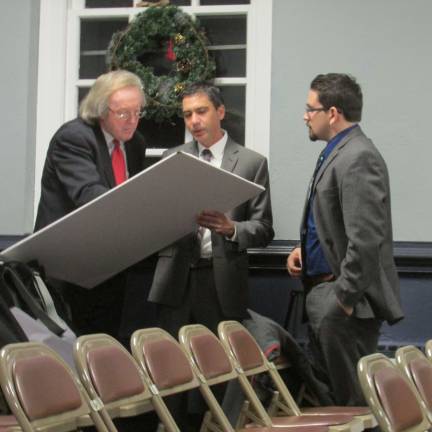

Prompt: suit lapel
[
  {"left": 221, "top": 137, "right": 239, "bottom": 173},
  {"left": 95, "top": 125, "right": 116, "bottom": 188},
  {"left": 312, "top": 147, "right": 339, "bottom": 190},
  {"left": 183, "top": 141, "right": 200, "bottom": 157},
  {"left": 125, "top": 137, "right": 139, "bottom": 177},
  {"left": 300, "top": 126, "right": 363, "bottom": 231},
  {"left": 313, "top": 126, "right": 363, "bottom": 189}
]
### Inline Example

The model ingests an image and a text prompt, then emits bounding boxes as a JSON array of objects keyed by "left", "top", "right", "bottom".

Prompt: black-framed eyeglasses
[
  {"left": 108, "top": 107, "right": 145, "bottom": 121},
  {"left": 305, "top": 106, "right": 327, "bottom": 114}
]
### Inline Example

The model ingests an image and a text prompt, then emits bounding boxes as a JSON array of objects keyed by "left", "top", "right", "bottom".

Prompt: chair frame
[
  {"left": 131, "top": 327, "right": 230, "bottom": 432},
  {"left": 74, "top": 333, "right": 179, "bottom": 432},
  {"left": 179, "top": 324, "right": 260, "bottom": 431},
  {"left": 134, "top": 326, "right": 334, "bottom": 432},
  {"left": 181, "top": 323, "right": 363, "bottom": 432},
  {"left": 218, "top": 321, "right": 369, "bottom": 432},
  {"left": 357, "top": 352, "right": 430, "bottom": 432},
  {"left": 0, "top": 341, "right": 108, "bottom": 432},
  {"left": 395, "top": 345, "right": 432, "bottom": 423},
  {"left": 424, "top": 340, "right": 432, "bottom": 361}
]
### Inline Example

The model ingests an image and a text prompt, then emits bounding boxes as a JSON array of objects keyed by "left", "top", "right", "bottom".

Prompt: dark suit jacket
[
  {"left": 301, "top": 126, "right": 403, "bottom": 325},
  {"left": 148, "top": 137, "right": 274, "bottom": 317},
  {"left": 35, "top": 118, "right": 146, "bottom": 230}
]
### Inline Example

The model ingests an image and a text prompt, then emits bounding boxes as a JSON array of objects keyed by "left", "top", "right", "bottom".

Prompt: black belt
[
  {"left": 302, "top": 273, "right": 334, "bottom": 289},
  {"left": 190, "top": 258, "right": 213, "bottom": 269}
]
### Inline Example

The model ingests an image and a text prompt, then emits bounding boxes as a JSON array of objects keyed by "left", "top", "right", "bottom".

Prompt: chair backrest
[
  {"left": 218, "top": 320, "right": 301, "bottom": 417},
  {"left": 0, "top": 341, "right": 108, "bottom": 432},
  {"left": 396, "top": 345, "right": 432, "bottom": 421},
  {"left": 180, "top": 323, "right": 275, "bottom": 428},
  {"left": 357, "top": 352, "right": 430, "bottom": 432},
  {"left": 131, "top": 327, "right": 200, "bottom": 397},
  {"left": 179, "top": 324, "right": 237, "bottom": 385},
  {"left": 179, "top": 324, "right": 248, "bottom": 431},
  {"left": 218, "top": 321, "right": 267, "bottom": 375},
  {"left": 74, "top": 333, "right": 179, "bottom": 432},
  {"left": 132, "top": 327, "right": 256, "bottom": 432}
]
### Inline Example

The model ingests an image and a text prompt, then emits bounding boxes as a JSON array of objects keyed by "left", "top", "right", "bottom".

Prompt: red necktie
[{"left": 111, "top": 139, "right": 126, "bottom": 185}]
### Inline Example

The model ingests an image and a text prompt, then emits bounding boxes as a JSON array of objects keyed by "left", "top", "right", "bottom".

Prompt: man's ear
[
  {"left": 217, "top": 104, "right": 226, "bottom": 121},
  {"left": 328, "top": 106, "right": 342, "bottom": 125}
]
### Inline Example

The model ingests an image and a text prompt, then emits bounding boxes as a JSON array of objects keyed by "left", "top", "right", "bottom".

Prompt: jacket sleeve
[
  {"left": 51, "top": 126, "right": 109, "bottom": 207},
  {"left": 235, "top": 157, "right": 274, "bottom": 250},
  {"left": 332, "top": 148, "right": 390, "bottom": 307}
]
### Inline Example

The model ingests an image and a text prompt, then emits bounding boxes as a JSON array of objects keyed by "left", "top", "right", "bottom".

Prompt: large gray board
[{"left": 3, "top": 152, "right": 264, "bottom": 288}]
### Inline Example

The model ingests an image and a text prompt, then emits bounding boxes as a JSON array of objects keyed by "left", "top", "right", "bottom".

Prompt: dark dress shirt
[{"left": 305, "top": 125, "right": 358, "bottom": 276}]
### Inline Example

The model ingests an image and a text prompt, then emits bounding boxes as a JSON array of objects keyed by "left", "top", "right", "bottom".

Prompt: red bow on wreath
[{"left": 165, "top": 39, "right": 176, "bottom": 62}]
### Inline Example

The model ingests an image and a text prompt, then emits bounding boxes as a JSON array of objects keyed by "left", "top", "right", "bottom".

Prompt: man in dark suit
[
  {"left": 35, "top": 70, "right": 147, "bottom": 338},
  {"left": 287, "top": 73, "right": 404, "bottom": 405},
  {"left": 149, "top": 82, "right": 274, "bottom": 337}
]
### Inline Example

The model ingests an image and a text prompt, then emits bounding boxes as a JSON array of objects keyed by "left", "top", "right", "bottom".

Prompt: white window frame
[{"left": 35, "top": 0, "right": 272, "bottom": 216}]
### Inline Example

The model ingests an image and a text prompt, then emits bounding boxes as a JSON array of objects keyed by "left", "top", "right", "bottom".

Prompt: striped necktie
[{"left": 201, "top": 148, "right": 213, "bottom": 162}]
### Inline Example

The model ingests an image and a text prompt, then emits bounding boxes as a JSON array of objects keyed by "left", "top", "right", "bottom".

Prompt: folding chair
[
  {"left": 131, "top": 327, "right": 236, "bottom": 432},
  {"left": 132, "top": 327, "right": 329, "bottom": 432},
  {"left": 0, "top": 341, "right": 108, "bottom": 432},
  {"left": 74, "top": 333, "right": 179, "bottom": 432},
  {"left": 357, "top": 352, "right": 430, "bottom": 432},
  {"left": 217, "top": 321, "right": 372, "bottom": 430},
  {"left": 395, "top": 345, "right": 432, "bottom": 423},
  {"left": 180, "top": 323, "right": 363, "bottom": 432}
]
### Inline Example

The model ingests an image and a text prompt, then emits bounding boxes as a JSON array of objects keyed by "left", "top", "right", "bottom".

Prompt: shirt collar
[
  {"left": 323, "top": 124, "right": 358, "bottom": 160},
  {"left": 101, "top": 128, "right": 123, "bottom": 153},
  {"left": 197, "top": 130, "right": 227, "bottom": 161}
]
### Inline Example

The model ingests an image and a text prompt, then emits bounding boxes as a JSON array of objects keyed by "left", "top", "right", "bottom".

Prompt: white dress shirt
[{"left": 197, "top": 132, "right": 237, "bottom": 258}]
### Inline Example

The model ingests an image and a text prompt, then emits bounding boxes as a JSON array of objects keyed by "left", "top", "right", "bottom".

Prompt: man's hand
[
  {"left": 287, "top": 247, "right": 302, "bottom": 277},
  {"left": 197, "top": 210, "right": 235, "bottom": 237}
]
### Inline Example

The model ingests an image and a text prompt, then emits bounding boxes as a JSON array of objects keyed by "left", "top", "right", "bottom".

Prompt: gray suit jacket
[
  {"left": 148, "top": 137, "right": 274, "bottom": 317},
  {"left": 302, "top": 126, "right": 403, "bottom": 325}
]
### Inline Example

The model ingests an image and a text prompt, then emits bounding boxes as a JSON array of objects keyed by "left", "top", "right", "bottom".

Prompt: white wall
[
  {"left": 270, "top": 0, "right": 432, "bottom": 241},
  {"left": 0, "top": 1, "right": 39, "bottom": 235},
  {"left": 2, "top": 0, "right": 432, "bottom": 242}
]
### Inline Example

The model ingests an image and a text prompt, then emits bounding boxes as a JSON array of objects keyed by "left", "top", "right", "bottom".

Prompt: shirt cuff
[{"left": 226, "top": 224, "right": 237, "bottom": 242}]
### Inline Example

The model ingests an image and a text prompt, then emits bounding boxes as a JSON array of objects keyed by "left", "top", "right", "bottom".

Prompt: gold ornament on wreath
[
  {"left": 107, "top": 4, "right": 216, "bottom": 123},
  {"left": 174, "top": 83, "right": 186, "bottom": 94},
  {"left": 174, "top": 33, "right": 186, "bottom": 45}
]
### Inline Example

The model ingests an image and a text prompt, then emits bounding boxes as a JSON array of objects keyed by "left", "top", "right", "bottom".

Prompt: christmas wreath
[{"left": 107, "top": 5, "right": 216, "bottom": 123}]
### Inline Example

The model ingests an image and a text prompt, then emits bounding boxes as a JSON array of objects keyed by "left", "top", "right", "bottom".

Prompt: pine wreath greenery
[{"left": 107, "top": 5, "right": 216, "bottom": 123}]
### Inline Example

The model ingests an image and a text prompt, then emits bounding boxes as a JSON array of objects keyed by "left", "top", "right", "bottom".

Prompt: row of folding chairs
[
  {"left": 357, "top": 340, "right": 432, "bottom": 432},
  {"left": 0, "top": 321, "right": 377, "bottom": 432}
]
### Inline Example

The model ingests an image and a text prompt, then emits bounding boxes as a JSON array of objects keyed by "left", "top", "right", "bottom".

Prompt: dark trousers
[
  {"left": 156, "top": 262, "right": 230, "bottom": 432},
  {"left": 305, "top": 282, "right": 381, "bottom": 406},
  {"left": 59, "top": 272, "right": 127, "bottom": 338},
  {"left": 156, "top": 263, "right": 226, "bottom": 337}
]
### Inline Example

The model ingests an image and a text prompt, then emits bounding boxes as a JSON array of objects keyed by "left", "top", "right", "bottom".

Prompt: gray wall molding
[
  {"left": 2, "top": 236, "right": 431, "bottom": 274},
  {"left": 248, "top": 241, "right": 432, "bottom": 274}
]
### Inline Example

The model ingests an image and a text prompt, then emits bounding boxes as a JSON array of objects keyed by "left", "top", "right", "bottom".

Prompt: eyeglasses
[
  {"left": 305, "top": 106, "right": 327, "bottom": 114},
  {"left": 108, "top": 108, "right": 145, "bottom": 121}
]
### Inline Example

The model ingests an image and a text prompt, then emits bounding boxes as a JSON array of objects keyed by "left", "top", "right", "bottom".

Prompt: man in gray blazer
[
  {"left": 287, "top": 73, "right": 403, "bottom": 406},
  {"left": 149, "top": 82, "right": 274, "bottom": 338}
]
